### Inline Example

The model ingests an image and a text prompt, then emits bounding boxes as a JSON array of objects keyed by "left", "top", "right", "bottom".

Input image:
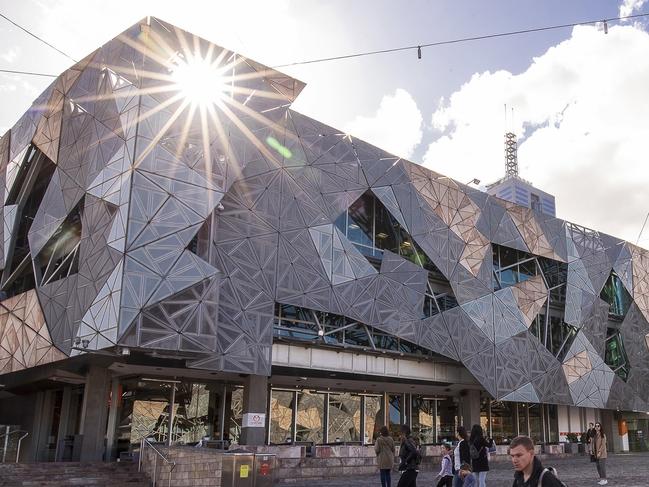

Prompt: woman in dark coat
[{"left": 469, "top": 424, "right": 492, "bottom": 487}]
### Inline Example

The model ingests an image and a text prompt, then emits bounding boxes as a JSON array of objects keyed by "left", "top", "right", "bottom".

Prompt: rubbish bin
[
  {"left": 222, "top": 452, "right": 255, "bottom": 487},
  {"left": 253, "top": 453, "right": 277, "bottom": 486}
]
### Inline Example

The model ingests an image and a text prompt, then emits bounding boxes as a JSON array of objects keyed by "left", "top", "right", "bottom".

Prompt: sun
[{"left": 170, "top": 54, "right": 230, "bottom": 107}]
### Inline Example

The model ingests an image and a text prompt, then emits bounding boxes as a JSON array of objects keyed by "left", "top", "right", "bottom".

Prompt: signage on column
[{"left": 243, "top": 412, "right": 266, "bottom": 428}]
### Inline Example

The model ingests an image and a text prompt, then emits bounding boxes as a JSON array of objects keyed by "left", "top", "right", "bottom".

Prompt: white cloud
[
  {"left": 620, "top": 0, "right": 647, "bottom": 18},
  {"left": 423, "top": 24, "right": 649, "bottom": 244},
  {"left": 344, "top": 88, "right": 423, "bottom": 159}
]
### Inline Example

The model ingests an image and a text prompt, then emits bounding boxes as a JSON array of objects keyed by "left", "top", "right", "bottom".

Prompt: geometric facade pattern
[{"left": 1, "top": 17, "right": 649, "bottom": 411}]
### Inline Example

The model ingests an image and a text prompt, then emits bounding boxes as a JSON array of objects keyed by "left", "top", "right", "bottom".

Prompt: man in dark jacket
[
  {"left": 510, "top": 436, "right": 564, "bottom": 487},
  {"left": 397, "top": 424, "right": 420, "bottom": 487}
]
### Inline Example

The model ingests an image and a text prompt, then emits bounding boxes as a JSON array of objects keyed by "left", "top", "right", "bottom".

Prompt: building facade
[{"left": 1, "top": 18, "right": 649, "bottom": 462}]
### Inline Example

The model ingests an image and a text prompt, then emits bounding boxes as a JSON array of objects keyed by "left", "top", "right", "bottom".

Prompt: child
[
  {"left": 436, "top": 444, "right": 454, "bottom": 487},
  {"left": 460, "top": 463, "right": 477, "bottom": 487}
]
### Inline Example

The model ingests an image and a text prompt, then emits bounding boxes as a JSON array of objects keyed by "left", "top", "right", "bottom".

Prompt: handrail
[
  {"left": 0, "top": 429, "right": 29, "bottom": 463},
  {"left": 138, "top": 437, "right": 176, "bottom": 487}
]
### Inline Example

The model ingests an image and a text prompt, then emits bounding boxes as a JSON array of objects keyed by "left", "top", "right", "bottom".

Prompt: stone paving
[{"left": 280, "top": 453, "right": 649, "bottom": 487}]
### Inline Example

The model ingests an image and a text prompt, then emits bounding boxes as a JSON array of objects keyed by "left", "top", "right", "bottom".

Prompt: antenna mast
[{"left": 504, "top": 132, "right": 518, "bottom": 177}]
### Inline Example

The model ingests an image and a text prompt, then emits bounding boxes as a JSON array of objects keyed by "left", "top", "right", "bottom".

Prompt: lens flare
[{"left": 171, "top": 56, "right": 229, "bottom": 107}]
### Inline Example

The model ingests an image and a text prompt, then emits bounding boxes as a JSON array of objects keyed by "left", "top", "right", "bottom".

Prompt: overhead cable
[
  {"left": 0, "top": 12, "right": 77, "bottom": 62},
  {"left": 273, "top": 12, "right": 649, "bottom": 68}
]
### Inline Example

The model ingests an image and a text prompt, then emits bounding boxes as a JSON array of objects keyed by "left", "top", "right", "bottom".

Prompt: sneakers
[{"left": 597, "top": 480, "right": 608, "bottom": 485}]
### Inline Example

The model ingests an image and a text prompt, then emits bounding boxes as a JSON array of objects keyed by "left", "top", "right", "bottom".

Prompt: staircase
[{"left": 0, "top": 461, "right": 151, "bottom": 486}]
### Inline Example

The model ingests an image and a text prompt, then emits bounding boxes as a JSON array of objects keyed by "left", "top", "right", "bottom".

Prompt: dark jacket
[
  {"left": 512, "top": 457, "right": 564, "bottom": 487},
  {"left": 470, "top": 437, "right": 491, "bottom": 473},
  {"left": 398, "top": 436, "right": 419, "bottom": 471}
]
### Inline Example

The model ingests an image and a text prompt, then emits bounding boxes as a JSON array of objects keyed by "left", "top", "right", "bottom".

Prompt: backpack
[
  {"left": 469, "top": 442, "right": 484, "bottom": 460},
  {"left": 538, "top": 467, "right": 567, "bottom": 487}
]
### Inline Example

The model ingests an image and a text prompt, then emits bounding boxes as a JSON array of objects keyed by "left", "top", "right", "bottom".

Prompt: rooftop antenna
[{"left": 504, "top": 105, "right": 519, "bottom": 177}]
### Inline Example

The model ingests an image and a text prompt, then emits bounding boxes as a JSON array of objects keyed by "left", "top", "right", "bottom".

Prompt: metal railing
[
  {"left": 138, "top": 438, "right": 175, "bottom": 487},
  {"left": 0, "top": 429, "right": 29, "bottom": 463}
]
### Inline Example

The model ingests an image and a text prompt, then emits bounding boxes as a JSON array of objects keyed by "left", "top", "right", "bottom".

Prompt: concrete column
[
  {"left": 79, "top": 366, "right": 111, "bottom": 461},
  {"left": 54, "top": 386, "right": 72, "bottom": 461},
  {"left": 240, "top": 374, "right": 268, "bottom": 446},
  {"left": 460, "top": 390, "right": 481, "bottom": 430},
  {"left": 105, "top": 379, "right": 121, "bottom": 461}
]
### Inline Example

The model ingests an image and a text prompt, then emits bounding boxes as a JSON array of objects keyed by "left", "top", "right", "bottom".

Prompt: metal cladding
[{"left": 1, "top": 17, "right": 648, "bottom": 411}]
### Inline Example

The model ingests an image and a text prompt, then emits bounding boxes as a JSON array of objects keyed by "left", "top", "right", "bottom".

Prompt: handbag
[{"left": 590, "top": 453, "right": 596, "bottom": 463}]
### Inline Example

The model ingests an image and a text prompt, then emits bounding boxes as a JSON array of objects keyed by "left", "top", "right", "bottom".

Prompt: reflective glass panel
[
  {"left": 387, "top": 394, "right": 404, "bottom": 440},
  {"left": 490, "top": 401, "right": 516, "bottom": 444},
  {"left": 411, "top": 397, "right": 435, "bottom": 444},
  {"left": 296, "top": 391, "right": 325, "bottom": 444},
  {"left": 228, "top": 388, "right": 243, "bottom": 445},
  {"left": 529, "top": 404, "right": 543, "bottom": 443},
  {"left": 364, "top": 395, "right": 384, "bottom": 444},
  {"left": 270, "top": 390, "right": 294, "bottom": 444},
  {"left": 328, "top": 393, "right": 361, "bottom": 442}
]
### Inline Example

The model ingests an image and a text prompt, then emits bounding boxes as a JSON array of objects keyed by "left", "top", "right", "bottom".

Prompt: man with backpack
[{"left": 510, "top": 436, "right": 566, "bottom": 487}]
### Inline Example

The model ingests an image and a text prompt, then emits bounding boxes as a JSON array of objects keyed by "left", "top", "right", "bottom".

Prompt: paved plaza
[{"left": 280, "top": 453, "right": 649, "bottom": 487}]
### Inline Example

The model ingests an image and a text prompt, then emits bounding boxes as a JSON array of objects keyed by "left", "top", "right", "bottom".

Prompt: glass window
[
  {"left": 364, "top": 395, "right": 384, "bottom": 444},
  {"left": 546, "top": 404, "right": 559, "bottom": 443},
  {"left": 517, "top": 403, "right": 528, "bottom": 437},
  {"left": 528, "top": 404, "right": 543, "bottom": 443},
  {"left": 437, "top": 397, "right": 458, "bottom": 443},
  {"left": 270, "top": 390, "right": 295, "bottom": 444},
  {"left": 411, "top": 397, "right": 435, "bottom": 444},
  {"left": 296, "top": 390, "right": 325, "bottom": 444},
  {"left": 328, "top": 393, "right": 361, "bottom": 442},
  {"left": 388, "top": 394, "right": 404, "bottom": 440},
  {"left": 605, "top": 328, "right": 631, "bottom": 381},
  {"left": 480, "top": 396, "right": 490, "bottom": 437},
  {"left": 600, "top": 272, "right": 632, "bottom": 319},
  {"left": 229, "top": 388, "right": 243, "bottom": 445},
  {"left": 490, "top": 401, "right": 516, "bottom": 445},
  {"left": 173, "top": 383, "right": 209, "bottom": 444}
]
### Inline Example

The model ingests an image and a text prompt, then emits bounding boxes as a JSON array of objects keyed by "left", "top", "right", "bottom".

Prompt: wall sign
[{"left": 243, "top": 412, "right": 266, "bottom": 428}]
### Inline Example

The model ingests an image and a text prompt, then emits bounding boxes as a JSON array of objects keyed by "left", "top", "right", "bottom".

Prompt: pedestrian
[
  {"left": 397, "top": 424, "right": 420, "bottom": 487},
  {"left": 509, "top": 435, "right": 564, "bottom": 486},
  {"left": 459, "top": 463, "right": 477, "bottom": 487},
  {"left": 586, "top": 422, "right": 596, "bottom": 454},
  {"left": 453, "top": 426, "right": 470, "bottom": 487},
  {"left": 435, "top": 444, "right": 454, "bottom": 487},
  {"left": 592, "top": 422, "right": 608, "bottom": 485},
  {"left": 375, "top": 425, "right": 396, "bottom": 487},
  {"left": 469, "top": 424, "right": 491, "bottom": 487}
]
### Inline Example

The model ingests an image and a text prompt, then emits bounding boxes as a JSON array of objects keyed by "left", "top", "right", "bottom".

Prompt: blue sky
[{"left": 1, "top": 0, "right": 648, "bottom": 243}]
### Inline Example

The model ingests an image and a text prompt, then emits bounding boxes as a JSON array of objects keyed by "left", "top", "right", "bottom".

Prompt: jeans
[
  {"left": 476, "top": 471, "right": 487, "bottom": 487},
  {"left": 380, "top": 468, "right": 392, "bottom": 487},
  {"left": 452, "top": 473, "right": 463, "bottom": 487},
  {"left": 596, "top": 458, "right": 607, "bottom": 479},
  {"left": 397, "top": 469, "right": 418, "bottom": 487}
]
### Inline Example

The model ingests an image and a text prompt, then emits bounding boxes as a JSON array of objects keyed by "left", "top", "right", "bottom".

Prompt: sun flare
[{"left": 171, "top": 55, "right": 230, "bottom": 107}]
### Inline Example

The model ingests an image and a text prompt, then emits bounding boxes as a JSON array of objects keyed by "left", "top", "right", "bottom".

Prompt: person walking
[
  {"left": 592, "top": 422, "right": 608, "bottom": 485},
  {"left": 509, "top": 435, "right": 564, "bottom": 486},
  {"left": 586, "top": 422, "right": 596, "bottom": 455},
  {"left": 453, "top": 426, "right": 470, "bottom": 487},
  {"left": 435, "top": 444, "right": 454, "bottom": 487},
  {"left": 397, "top": 424, "right": 420, "bottom": 487},
  {"left": 375, "top": 425, "right": 396, "bottom": 487},
  {"left": 469, "top": 425, "right": 491, "bottom": 487}
]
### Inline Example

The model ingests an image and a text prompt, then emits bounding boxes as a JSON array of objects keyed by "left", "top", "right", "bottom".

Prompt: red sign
[{"left": 259, "top": 463, "right": 270, "bottom": 476}]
